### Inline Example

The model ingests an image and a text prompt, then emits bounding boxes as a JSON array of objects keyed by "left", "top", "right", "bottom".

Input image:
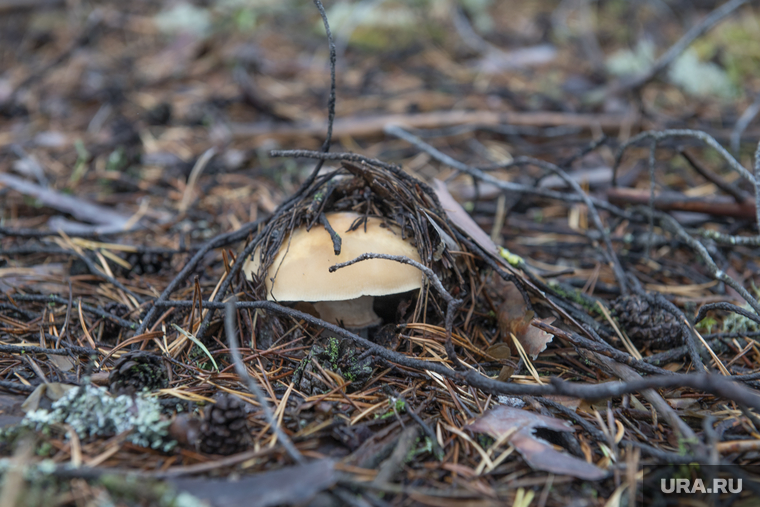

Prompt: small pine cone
[
  {"left": 610, "top": 295, "right": 682, "bottom": 348},
  {"left": 102, "top": 302, "right": 130, "bottom": 341},
  {"left": 198, "top": 395, "right": 251, "bottom": 456},
  {"left": 108, "top": 351, "right": 168, "bottom": 396}
]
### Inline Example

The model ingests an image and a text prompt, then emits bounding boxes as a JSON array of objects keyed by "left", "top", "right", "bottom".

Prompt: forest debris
[
  {"left": 168, "top": 459, "right": 337, "bottom": 507},
  {"left": 497, "top": 283, "right": 554, "bottom": 359},
  {"left": 374, "top": 425, "right": 422, "bottom": 485},
  {"left": 433, "top": 179, "right": 499, "bottom": 258},
  {"left": 0, "top": 263, "right": 67, "bottom": 293},
  {"left": 229, "top": 110, "right": 638, "bottom": 141},
  {"left": 607, "top": 187, "right": 755, "bottom": 219},
  {"left": 107, "top": 351, "right": 169, "bottom": 396},
  {"left": 466, "top": 406, "right": 607, "bottom": 480},
  {"left": 20, "top": 383, "right": 76, "bottom": 413},
  {"left": 0, "top": 174, "right": 135, "bottom": 233}
]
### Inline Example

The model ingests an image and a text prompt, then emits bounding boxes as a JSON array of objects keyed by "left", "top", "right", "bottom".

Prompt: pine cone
[
  {"left": 198, "top": 395, "right": 251, "bottom": 455},
  {"left": 610, "top": 295, "right": 682, "bottom": 348},
  {"left": 102, "top": 302, "right": 130, "bottom": 341},
  {"left": 108, "top": 351, "right": 168, "bottom": 395}
]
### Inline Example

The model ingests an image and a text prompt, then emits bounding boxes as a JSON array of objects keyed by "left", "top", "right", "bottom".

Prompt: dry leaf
[
  {"left": 497, "top": 282, "right": 531, "bottom": 336},
  {"left": 465, "top": 406, "right": 607, "bottom": 481},
  {"left": 21, "top": 383, "right": 77, "bottom": 413},
  {"left": 495, "top": 283, "right": 554, "bottom": 359},
  {"left": 485, "top": 344, "right": 515, "bottom": 381},
  {"left": 666, "top": 398, "right": 699, "bottom": 410},
  {"left": 485, "top": 343, "right": 512, "bottom": 359},
  {"left": 519, "top": 317, "right": 555, "bottom": 359},
  {"left": 432, "top": 179, "right": 499, "bottom": 258},
  {"left": 48, "top": 355, "right": 75, "bottom": 372}
]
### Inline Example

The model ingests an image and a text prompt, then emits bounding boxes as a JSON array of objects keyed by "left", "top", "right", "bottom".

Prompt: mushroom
[{"left": 243, "top": 212, "right": 423, "bottom": 328}]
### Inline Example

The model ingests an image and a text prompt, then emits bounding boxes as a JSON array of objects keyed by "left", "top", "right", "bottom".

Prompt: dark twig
[
  {"left": 155, "top": 299, "right": 760, "bottom": 411},
  {"left": 401, "top": 397, "right": 443, "bottom": 460},
  {"left": 190, "top": 0, "right": 338, "bottom": 340},
  {"left": 755, "top": 138, "right": 760, "bottom": 225},
  {"left": 384, "top": 124, "right": 630, "bottom": 217},
  {"left": 643, "top": 339, "right": 721, "bottom": 366},
  {"left": 312, "top": 0, "right": 336, "bottom": 155},
  {"left": 0, "top": 227, "right": 122, "bottom": 239},
  {"left": 645, "top": 291, "right": 707, "bottom": 373},
  {"left": 3, "top": 294, "right": 135, "bottom": 330},
  {"left": 731, "top": 91, "right": 760, "bottom": 155},
  {"left": 0, "top": 380, "right": 35, "bottom": 393},
  {"left": 613, "top": 129, "right": 758, "bottom": 226},
  {"left": 0, "top": 303, "right": 37, "bottom": 320},
  {"left": 680, "top": 149, "right": 749, "bottom": 203},
  {"left": 68, "top": 249, "right": 143, "bottom": 303},
  {"left": 224, "top": 298, "right": 304, "bottom": 465},
  {"left": 319, "top": 212, "right": 342, "bottom": 255},
  {"left": 534, "top": 321, "right": 674, "bottom": 376},
  {"left": 0, "top": 343, "right": 96, "bottom": 356},
  {"left": 696, "top": 302, "right": 760, "bottom": 328},
  {"left": 269, "top": 149, "right": 397, "bottom": 171},
  {"left": 277, "top": 0, "right": 338, "bottom": 201},
  {"left": 639, "top": 206, "right": 760, "bottom": 316}
]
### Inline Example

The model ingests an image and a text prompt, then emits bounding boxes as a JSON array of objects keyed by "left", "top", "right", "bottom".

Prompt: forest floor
[{"left": 2, "top": 0, "right": 760, "bottom": 505}]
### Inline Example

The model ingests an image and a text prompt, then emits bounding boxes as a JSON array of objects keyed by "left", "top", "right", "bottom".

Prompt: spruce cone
[
  {"left": 610, "top": 295, "right": 682, "bottom": 348},
  {"left": 108, "top": 351, "right": 168, "bottom": 395},
  {"left": 198, "top": 395, "right": 251, "bottom": 455}
]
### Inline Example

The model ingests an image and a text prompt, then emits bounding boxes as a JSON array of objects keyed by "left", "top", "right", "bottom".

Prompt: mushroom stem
[{"left": 313, "top": 296, "right": 381, "bottom": 329}]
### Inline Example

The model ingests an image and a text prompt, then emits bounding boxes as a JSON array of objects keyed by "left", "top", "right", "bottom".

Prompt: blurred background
[{"left": 1, "top": 0, "right": 759, "bottom": 249}]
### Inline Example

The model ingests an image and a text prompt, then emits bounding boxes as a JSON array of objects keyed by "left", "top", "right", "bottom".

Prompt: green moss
[{"left": 547, "top": 281, "right": 600, "bottom": 314}]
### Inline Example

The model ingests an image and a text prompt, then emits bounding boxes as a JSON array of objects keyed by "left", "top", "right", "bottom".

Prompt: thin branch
[
  {"left": 155, "top": 299, "right": 760, "bottom": 411},
  {"left": 696, "top": 302, "right": 760, "bottom": 327},
  {"left": 223, "top": 298, "right": 304, "bottom": 465}
]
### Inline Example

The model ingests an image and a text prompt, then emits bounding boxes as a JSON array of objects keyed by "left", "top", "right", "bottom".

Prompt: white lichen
[
  {"left": 497, "top": 395, "right": 525, "bottom": 408},
  {"left": 22, "top": 385, "right": 175, "bottom": 452}
]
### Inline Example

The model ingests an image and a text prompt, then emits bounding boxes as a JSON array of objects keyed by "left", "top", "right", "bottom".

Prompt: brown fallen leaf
[
  {"left": 432, "top": 179, "right": 499, "bottom": 258},
  {"left": 485, "top": 343, "right": 516, "bottom": 382},
  {"left": 520, "top": 317, "right": 555, "bottom": 359},
  {"left": 465, "top": 405, "right": 607, "bottom": 481},
  {"left": 20, "top": 383, "right": 77, "bottom": 413},
  {"left": 496, "top": 282, "right": 554, "bottom": 359},
  {"left": 497, "top": 282, "right": 532, "bottom": 336},
  {"left": 485, "top": 343, "right": 512, "bottom": 359}
]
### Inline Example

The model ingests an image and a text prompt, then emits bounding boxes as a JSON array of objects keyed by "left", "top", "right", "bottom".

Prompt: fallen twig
[{"left": 224, "top": 298, "right": 304, "bottom": 465}]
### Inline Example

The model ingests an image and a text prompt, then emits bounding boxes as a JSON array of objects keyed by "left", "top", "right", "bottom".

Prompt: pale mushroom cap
[{"left": 244, "top": 212, "right": 423, "bottom": 302}]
